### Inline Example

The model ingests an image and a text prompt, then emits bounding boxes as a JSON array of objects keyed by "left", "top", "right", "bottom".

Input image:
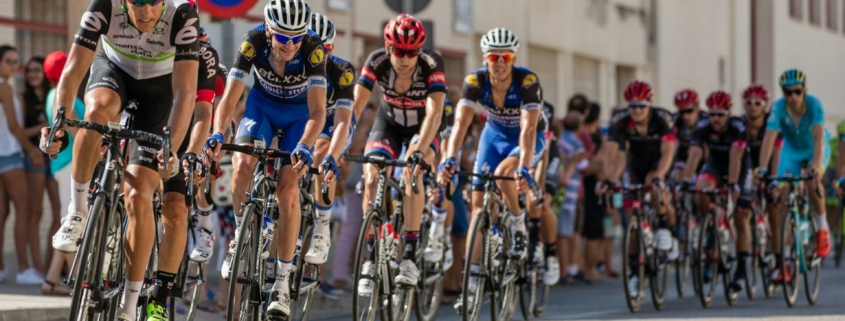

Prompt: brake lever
[
  {"left": 320, "top": 161, "right": 331, "bottom": 204},
  {"left": 46, "top": 106, "right": 67, "bottom": 160}
]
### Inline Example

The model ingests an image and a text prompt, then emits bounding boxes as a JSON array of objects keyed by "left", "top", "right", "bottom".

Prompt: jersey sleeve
[
  {"left": 170, "top": 4, "right": 200, "bottom": 62},
  {"left": 690, "top": 126, "right": 704, "bottom": 147},
  {"left": 333, "top": 60, "right": 355, "bottom": 110},
  {"left": 730, "top": 117, "right": 749, "bottom": 149},
  {"left": 607, "top": 111, "right": 628, "bottom": 148},
  {"left": 655, "top": 109, "right": 676, "bottom": 142},
  {"left": 357, "top": 49, "right": 384, "bottom": 91},
  {"left": 229, "top": 28, "right": 264, "bottom": 84},
  {"left": 73, "top": 0, "right": 111, "bottom": 50},
  {"left": 302, "top": 35, "right": 328, "bottom": 89},
  {"left": 518, "top": 71, "right": 542, "bottom": 111},
  {"left": 765, "top": 100, "right": 784, "bottom": 132},
  {"left": 459, "top": 71, "right": 483, "bottom": 108},
  {"left": 196, "top": 43, "right": 220, "bottom": 103},
  {"left": 421, "top": 51, "right": 447, "bottom": 95},
  {"left": 807, "top": 96, "right": 825, "bottom": 127}
]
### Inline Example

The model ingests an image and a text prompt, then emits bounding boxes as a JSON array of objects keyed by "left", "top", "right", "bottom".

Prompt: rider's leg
[
  {"left": 156, "top": 181, "right": 189, "bottom": 306},
  {"left": 732, "top": 170, "right": 754, "bottom": 288},
  {"left": 646, "top": 171, "right": 676, "bottom": 251},
  {"left": 119, "top": 164, "right": 164, "bottom": 319},
  {"left": 395, "top": 140, "right": 435, "bottom": 285},
  {"left": 809, "top": 163, "right": 831, "bottom": 257},
  {"left": 189, "top": 178, "right": 215, "bottom": 262},
  {"left": 268, "top": 165, "right": 302, "bottom": 314}
]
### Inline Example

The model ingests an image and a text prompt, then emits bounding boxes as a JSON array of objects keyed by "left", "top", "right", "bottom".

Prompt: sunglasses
[
  {"left": 324, "top": 44, "right": 334, "bottom": 52},
  {"left": 628, "top": 103, "right": 649, "bottom": 109},
  {"left": 744, "top": 100, "right": 765, "bottom": 106},
  {"left": 128, "top": 0, "right": 165, "bottom": 6},
  {"left": 679, "top": 108, "right": 696, "bottom": 115},
  {"left": 485, "top": 52, "right": 515, "bottom": 64},
  {"left": 389, "top": 47, "right": 420, "bottom": 58},
  {"left": 782, "top": 88, "right": 803, "bottom": 97},
  {"left": 3, "top": 59, "right": 18, "bottom": 66},
  {"left": 272, "top": 32, "right": 305, "bottom": 45},
  {"left": 708, "top": 112, "right": 728, "bottom": 118}
]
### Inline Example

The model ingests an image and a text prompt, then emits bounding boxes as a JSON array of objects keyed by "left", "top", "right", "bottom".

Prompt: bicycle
[
  {"left": 452, "top": 170, "right": 527, "bottom": 321},
  {"left": 516, "top": 185, "right": 546, "bottom": 321},
  {"left": 769, "top": 165, "right": 821, "bottom": 307},
  {"left": 673, "top": 187, "right": 697, "bottom": 299},
  {"left": 693, "top": 187, "right": 739, "bottom": 308},
  {"left": 414, "top": 175, "right": 448, "bottom": 321},
  {"left": 835, "top": 184, "right": 845, "bottom": 268},
  {"left": 748, "top": 183, "right": 777, "bottom": 300},
  {"left": 346, "top": 153, "right": 428, "bottom": 321},
  {"left": 212, "top": 138, "right": 323, "bottom": 321},
  {"left": 46, "top": 104, "right": 172, "bottom": 321},
  {"left": 168, "top": 156, "right": 215, "bottom": 321},
  {"left": 609, "top": 183, "right": 670, "bottom": 313}
]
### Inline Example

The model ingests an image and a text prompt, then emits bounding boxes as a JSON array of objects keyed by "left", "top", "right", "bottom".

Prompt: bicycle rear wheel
[
  {"left": 721, "top": 228, "right": 738, "bottom": 307},
  {"left": 697, "top": 213, "right": 718, "bottom": 308},
  {"left": 803, "top": 216, "right": 821, "bottom": 305},
  {"left": 532, "top": 260, "right": 550, "bottom": 317},
  {"left": 517, "top": 262, "right": 536, "bottom": 320},
  {"left": 746, "top": 214, "right": 759, "bottom": 300},
  {"left": 675, "top": 209, "right": 691, "bottom": 298},
  {"left": 226, "top": 203, "right": 260, "bottom": 321},
  {"left": 491, "top": 223, "right": 518, "bottom": 321},
  {"left": 460, "top": 212, "right": 488, "bottom": 321},
  {"left": 621, "top": 216, "right": 645, "bottom": 313},
  {"left": 780, "top": 212, "right": 800, "bottom": 307},
  {"left": 68, "top": 193, "right": 107, "bottom": 321},
  {"left": 352, "top": 210, "right": 382, "bottom": 321},
  {"left": 414, "top": 209, "right": 444, "bottom": 321}
]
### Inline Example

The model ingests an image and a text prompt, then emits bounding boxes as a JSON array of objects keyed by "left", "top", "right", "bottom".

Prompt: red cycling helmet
[
  {"left": 674, "top": 89, "right": 699, "bottom": 108},
  {"left": 624, "top": 80, "right": 654, "bottom": 102},
  {"left": 743, "top": 83, "right": 769, "bottom": 101},
  {"left": 383, "top": 14, "right": 427, "bottom": 50},
  {"left": 706, "top": 90, "right": 732, "bottom": 110}
]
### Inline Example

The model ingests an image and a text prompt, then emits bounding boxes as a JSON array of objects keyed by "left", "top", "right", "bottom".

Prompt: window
[
  {"left": 14, "top": 0, "right": 68, "bottom": 61},
  {"left": 810, "top": 0, "right": 821, "bottom": 25},
  {"left": 828, "top": 0, "right": 838, "bottom": 30},
  {"left": 790, "top": 0, "right": 804, "bottom": 19},
  {"left": 441, "top": 54, "right": 465, "bottom": 89}
]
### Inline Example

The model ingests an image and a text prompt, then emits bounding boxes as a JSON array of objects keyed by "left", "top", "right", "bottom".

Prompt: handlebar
[
  {"left": 320, "top": 161, "right": 331, "bottom": 204},
  {"left": 343, "top": 154, "right": 431, "bottom": 195}
]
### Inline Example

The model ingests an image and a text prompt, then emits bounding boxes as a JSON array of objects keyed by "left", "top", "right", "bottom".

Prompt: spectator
[
  {"left": 556, "top": 112, "right": 589, "bottom": 284},
  {"left": 0, "top": 45, "right": 42, "bottom": 284},
  {"left": 580, "top": 102, "right": 614, "bottom": 280},
  {"left": 22, "top": 56, "right": 54, "bottom": 273},
  {"left": 41, "top": 51, "right": 84, "bottom": 295}
]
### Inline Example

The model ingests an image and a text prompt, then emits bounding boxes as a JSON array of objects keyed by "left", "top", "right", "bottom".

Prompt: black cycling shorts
[
  {"left": 697, "top": 158, "right": 753, "bottom": 209},
  {"left": 364, "top": 113, "right": 443, "bottom": 160},
  {"left": 622, "top": 156, "right": 660, "bottom": 201},
  {"left": 87, "top": 52, "right": 174, "bottom": 171}
]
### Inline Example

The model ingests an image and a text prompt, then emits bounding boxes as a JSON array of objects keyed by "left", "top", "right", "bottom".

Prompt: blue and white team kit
[{"left": 766, "top": 94, "right": 830, "bottom": 176}]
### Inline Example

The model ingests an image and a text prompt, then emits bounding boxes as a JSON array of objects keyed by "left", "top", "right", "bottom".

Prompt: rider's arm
[
  {"left": 728, "top": 122, "right": 748, "bottom": 184},
  {"left": 517, "top": 73, "right": 543, "bottom": 169},
  {"left": 758, "top": 104, "right": 783, "bottom": 171},
  {"left": 326, "top": 65, "right": 356, "bottom": 161},
  {"left": 411, "top": 55, "right": 448, "bottom": 155},
  {"left": 297, "top": 40, "right": 329, "bottom": 148},
  {"left": 165, "top": 6, "right": 200, "bottom": 152},
  {"left": 655, "top": 111, "right": 676, "bottom": 181},
  {"left": 446, "top": 73, "right": 482, "bottom": 161},
  {"left": 811, "top": 124, "right": 825, "bottom": 173},
  {"left": 187, "top": 45, "right": 219, "bottom": 155},
  {"left": 684, "top": 146, "right": 703, "bottom": 183},
  {"left": 604, "top": 111, "right": 628, "bottom": 182}
]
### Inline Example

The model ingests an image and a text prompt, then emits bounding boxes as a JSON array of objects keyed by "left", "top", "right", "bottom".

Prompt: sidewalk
[{"left": 0, "top": 282, "right": 69, "bottom": 321}]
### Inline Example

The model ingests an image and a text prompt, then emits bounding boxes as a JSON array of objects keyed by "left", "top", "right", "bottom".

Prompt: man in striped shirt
[{"left": 556, "top": 112, "right": 589, "bottom": 283}]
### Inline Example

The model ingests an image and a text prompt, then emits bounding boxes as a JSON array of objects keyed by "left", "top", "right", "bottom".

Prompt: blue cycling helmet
[{"left": 779, "top": 69, "right": 806, "bottom": 87}]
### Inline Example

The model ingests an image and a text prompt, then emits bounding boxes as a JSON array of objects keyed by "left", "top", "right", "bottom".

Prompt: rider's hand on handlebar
[
  {"left": 321, "top": 155, "right": 340, "bottom": 182},
  {"left": 291, "top": 143, "right": 313, "bottom": 178},
  {"left": 204, "top": 132, "right": 224, "bottom": 162},
  {"left": 438, "top": 157, "right": 457, "bottom": 186},
  {"left": 181, "top": 152, "right": 207, "bottom": 185},
  {"left": 39, "top": 127, "right": 66, "bottom": 155},
  {"left": 595, "top": 180, "right": 610, "bottom": 195},
  {"left": 406, "top": 150, "right": 426, "bottom": 176},
  {"left": 514, "top": 165, "right": 535, "bottom": 194},
  {"left": 157, "top": 152, "right": 179, "bottom": 179}
]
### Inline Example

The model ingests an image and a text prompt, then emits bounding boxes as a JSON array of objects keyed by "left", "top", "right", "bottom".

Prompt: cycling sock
[
  {"left": 528, "top": 219, "right": 541, "bottom": 244},
  {"left": 544, "top": 242, "right": 557, "bottom": 258},
  {"left": 511, "top": 211, "right": 527, "bottom": 234},
  {"left": 70, "top": 179, "right": 90, "bottom": 213},
  {"left": 735, "top": 252, "right": 748, "bottom": 278},
  {"left": 118, "top": 280, "right": 143, "bottom": 319},
  {"left": 197, "top": 204, "right": 214, "bottom": 231},
  {"left": 274, "top": 259, "right": 293, "bottom": 293},
  {"left": 315, "top": 204, "right": 332, "bottom": 236},
  {"left": 775, "top": 253, "right": 783, "bottom": 269},
  {"left": 403, "top": 231, "right": 420, "bottom": 261},
  {"left": 152, "top": 271, "right": 177, "bottom": 304},
  {"left": 567, "top": 264, "right": 578, "bottom": 276},
  {"left": 816, "top": 213, "right": 829, "bottom": 230},
  {"left": 431, "top": 207, "right": 447, "bottom": 239}
]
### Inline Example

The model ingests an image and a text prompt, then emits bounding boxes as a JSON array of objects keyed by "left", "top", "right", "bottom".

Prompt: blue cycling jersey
[
  {"left": 459, "top": 66, "right": 544, "bottom": 137},
  {"left": 767, "top": 94, "right": 827, "bottom": 151}
]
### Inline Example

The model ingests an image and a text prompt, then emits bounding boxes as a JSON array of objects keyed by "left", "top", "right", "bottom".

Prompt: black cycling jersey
[
  {"left": 673, "top": 110, "right": 709, "bottom": 163},
  {"left": 74, "top": 0, "right": 199, "bottom": 79},
  {"left": 229, "top": 25, "right": 327, "bottom": 104},
  {"left": 607, "top": 107, "right": 675, "bottom": 159},
  {"left": 690, "top": 116, "right": 748, "bottom": 168},
  {"left": 743, "top": 114, "right": 782, "bottom": 169},
  {"left": 197, "top": 41, "right": 219, "bottom": 97},
  {"left": 357, "top": 48, "right": 447, "bottom": 128}
]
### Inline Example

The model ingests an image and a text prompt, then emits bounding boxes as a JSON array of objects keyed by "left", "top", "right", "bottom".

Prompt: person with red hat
[
  {"left": 672, "top": 89, "right": 709, "bottom": 183},
  {"left": 681, "top": 90, "right": 754, "bottom": 294}
]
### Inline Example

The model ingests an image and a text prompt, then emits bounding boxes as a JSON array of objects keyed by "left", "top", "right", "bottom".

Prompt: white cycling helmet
[
  {"left": 480, "top": 27, "right": 519, "bottom": 54},
  {"left": 310, "top": 12, "right": 336, "bottom": 45},
  {"left": 264, "top": 0, "right": 312, "bottom": 34}
]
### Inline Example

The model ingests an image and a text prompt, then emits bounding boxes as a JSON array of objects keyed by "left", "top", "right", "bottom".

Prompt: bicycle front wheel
[
  {"left": 226, "top": 203, "right": 260, "bottom": 321},
  {"left": 780, "top": 212, "right": 800, "bottom": 307},
  {"left": 803, "top": 216, "right": 821, "bottom": 305},
  {"left": 697, "top": 213, "right": 718, "bottom": 308},
  {"left": 352, "top": 210, "right": 382, "bottom": 321},
  {"left": 461, "top": 212, "right": 488, "bottom": 321},
  {"left": 68, "top": 193, "right": 108, "bottom": 321},
  {"left": 621, "top": 216, "right": 645, "bottom": 313},
  {"left": 517, "top": 262, "right": 536, "bottom": 320},
  {"left": 675, "top": 209, "right": 691, "bottom": 298},
  {"left": 414, "top": 209, "right": 444, "bottom": 321}
]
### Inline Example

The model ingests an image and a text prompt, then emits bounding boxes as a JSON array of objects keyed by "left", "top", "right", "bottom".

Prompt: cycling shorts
[
  {"left": 777, "top": 143, "right": 830, "bottom": 178},
  {"left": 87, "top": 52, "right": 173, "bottom": 171},
  {"left": 472, "top": 125, "right": 545, "bottom": 191},
  {"left": 696, "top": 158, "right": 753, "bottom": 209},
  {"left": 622, "top": 156, "right": 659, "bottom": 201},
  {"left": 236, "top": 88, "right": 310, "bottom": 166},
  {"left": 363, "top": 113, "right": 441, "bottom": 160}
]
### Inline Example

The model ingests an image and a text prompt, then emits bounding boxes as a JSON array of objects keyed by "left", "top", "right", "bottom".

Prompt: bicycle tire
[
  {"left": 517, "top": 262, "right": 536, "bottom": 320},
  {"left": 491, "top": 222, "right": 518, "bottom": 321},
  {"left": 352, "top": 210, "right": 382, "bottom": 321},
  {"left": 105, "top": 210, "right": 128, "bottom": 321},
  {"left": 780, "top": 212, "right": 800, "bottom": 307},
  {"left": 675, "top": 209, "right": 691, "bottom": 298},
  {"left": 227, "top": 203, "right": 260, "bottom": 321},
  {"left": 461, "top": 212, "right": 488, "bottom": 321},
  {"left": 169, "top": 263, "right": 204, "bottom": 321},
  {"left": 289, "top": 225, "right": 317, "bottom": 321},
  {"left": 532, "top": 255, "right": 550, "bottom": 317},
  {"left": 803, "top": 216, "right": 821, "bottom": 305},
  {"left": 68, "top": 193, "right": 108, "bottom": 321},
  {"left": 746, "top": 213, "right": 759, "bottom": 300},
  {"left": 621, "top": 216, "right": 645, "bottom": 313},
  {"left": 721, "top": 227, "right": 738, "bottom": 307},
  {"left": 414, "top": 212, "right": 445, "bottom": 321},
  {"left": 650, "top": 217, "right": 669, "bottom": 311},
  {"left": 689, "top": 214, "right": 702, "bottom": 298},
  {"left": 697, "top": 213, "right": 718, "bottom": 308}
]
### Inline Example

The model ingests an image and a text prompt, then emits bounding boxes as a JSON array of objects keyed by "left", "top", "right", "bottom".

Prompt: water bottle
[
  {"left": 800, "top": 217, "right": 810, "bottom": 246},
  {"left": 612, "top": 192, "right": 623, "bottom": 209},
  {"left": 265, "top": 258, "right": 276, "bottom": 280},
  {"left": 641, "top": 220, "right": 653, "bottom": 255},
  {"left": 755, "top": 215, "right": 767, "bottom": 247},
  {"left": 260, "top": 213, "right": 275, "bottom": 259}
]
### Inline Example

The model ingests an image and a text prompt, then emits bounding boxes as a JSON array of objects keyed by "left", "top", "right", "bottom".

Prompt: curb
[{"left": 0, "top": 307, "right": 69, "bottom": 321}]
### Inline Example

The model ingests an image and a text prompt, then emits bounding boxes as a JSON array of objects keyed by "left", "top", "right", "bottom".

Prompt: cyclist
[
  {"left": 304, "top": 12, "right": 356, "bottom": 265},
  {"left": 439, "top": 27, "right": 545, "bottom": 310},
  {"left": 681, "top": 90, "right": 753, "bottom": 291},
  {"left": 424, "top": 97, "right": 456, "bottom": 269},
  {"left": 757, "top": 69, "right": 832, "bottom": 278},
  {"left": 205, "top": 1, "right": 327, "bottom": 318},
  {"left": 742, "top": 83, "right": 783, "bottom": 276},
  {"left": 598, "top": 80, "right": 677, "bottom": 296},
  {"left": 39, "top": 1, "right": 199, "bottom": 320},
  {"left": 353, "top": 14, "right": 446, "bottom": 293},
  {"left": 672, "top": 89, "right": 708, "bottom": 184}
]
